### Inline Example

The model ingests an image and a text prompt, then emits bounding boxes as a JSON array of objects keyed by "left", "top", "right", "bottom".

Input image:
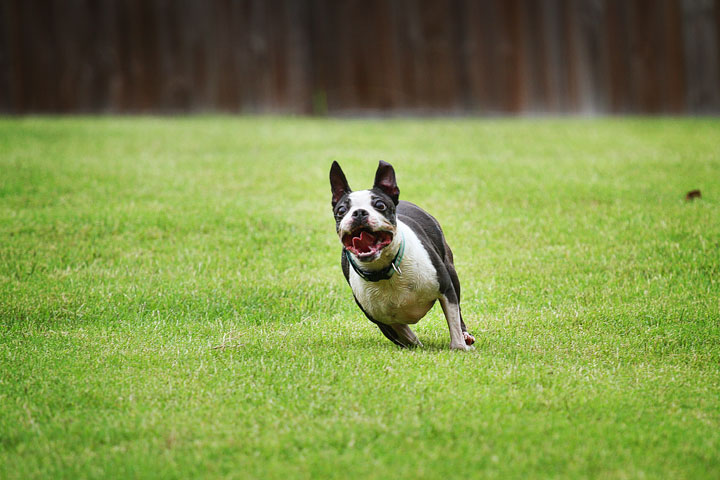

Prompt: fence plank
[
  {"left": 682, "top": 0, "right": 720, "bottom": 112},
  {"left": 0, "top": 0, "right": 12, "bottom": 112}
]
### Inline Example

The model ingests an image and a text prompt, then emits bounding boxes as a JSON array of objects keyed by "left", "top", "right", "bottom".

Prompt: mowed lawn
[{"left": 1, "top": 116, "right": 719, "bottom": 479}]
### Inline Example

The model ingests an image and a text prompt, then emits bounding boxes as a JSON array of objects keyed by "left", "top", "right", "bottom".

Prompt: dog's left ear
[{"left": 373, "top": 160, "right": 400, "bottom": 205}]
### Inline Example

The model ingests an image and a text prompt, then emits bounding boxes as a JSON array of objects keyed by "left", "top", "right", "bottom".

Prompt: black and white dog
[{"left": 330, "top": 160, "right": 475, "bottom": 350}]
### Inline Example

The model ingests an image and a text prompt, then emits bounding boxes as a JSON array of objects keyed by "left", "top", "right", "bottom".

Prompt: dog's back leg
[
  {"left": 446, "top": 262, "right": 467, "bottom": 331},
  {"left": 446, "top": 262, "right": 475, "bottom": 346},
  {"left": 439, "top": 291, "right": 471, "bottom": 351}
]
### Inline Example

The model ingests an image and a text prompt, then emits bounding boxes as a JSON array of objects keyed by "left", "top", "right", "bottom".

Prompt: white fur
[
  {"left": 339, "top": 191, "right": 394, "bottom": 235},
  {"left": 349, "top": 220, "right": 440, "bottom": 325}
]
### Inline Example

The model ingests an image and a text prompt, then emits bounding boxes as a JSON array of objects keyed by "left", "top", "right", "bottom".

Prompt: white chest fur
[{"left": 349, "top": 221, "right": 440, "bottom": 325}]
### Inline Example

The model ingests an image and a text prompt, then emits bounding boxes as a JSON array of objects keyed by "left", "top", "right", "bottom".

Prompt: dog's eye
[
  {"left": 374, "top": 200, "right": 386, "bottom": 211},
  {"left": 336, "top": 205, "right": 347, "bottom": 216}
]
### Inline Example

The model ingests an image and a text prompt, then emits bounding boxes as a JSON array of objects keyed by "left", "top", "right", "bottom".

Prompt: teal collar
[{"left": 345, "top": 232, "right": 405, "bottom": 282}]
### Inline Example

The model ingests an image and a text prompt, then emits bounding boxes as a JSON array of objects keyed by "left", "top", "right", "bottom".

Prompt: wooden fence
[{"left": 1, "top": 0, "right": 719, "bottom": 114}]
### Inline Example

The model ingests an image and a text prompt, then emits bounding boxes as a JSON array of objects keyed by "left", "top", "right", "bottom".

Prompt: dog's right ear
[
  {"left": 329, "top": 161, "right": 351, "bottom": 207},
  {"left": 373, "top": 160, "right": 400, "bottom": 205}
]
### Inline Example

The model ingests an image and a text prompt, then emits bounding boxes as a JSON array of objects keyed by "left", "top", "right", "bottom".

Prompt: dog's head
[{"left": 329, "top": 161, "right": 400, "bottom": 262}]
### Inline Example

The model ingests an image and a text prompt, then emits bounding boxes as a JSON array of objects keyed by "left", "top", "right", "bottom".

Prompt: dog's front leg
[
  {"left": 390, "top": 324, "right": 423, "bottom": 348},
  {"left": 439, "top": 294, "right": 470, "bottom": 351}
]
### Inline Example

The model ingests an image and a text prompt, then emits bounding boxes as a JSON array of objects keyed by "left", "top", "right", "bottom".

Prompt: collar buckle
[{"left": 391, "top": 261, "right": 402, "bottom": 276}]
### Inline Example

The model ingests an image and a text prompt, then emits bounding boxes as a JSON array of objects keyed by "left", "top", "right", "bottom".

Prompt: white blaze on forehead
[
  {"left": 348, "top": 190, "right": 373, "bottom": 210},
  {"left": 339, "top": 190, "right": 392, "bottom": 233}
]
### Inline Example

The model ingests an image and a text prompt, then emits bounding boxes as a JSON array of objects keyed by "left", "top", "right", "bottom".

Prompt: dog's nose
[{"left": 352, "top": 209, "right": 369, "bottom": 220}]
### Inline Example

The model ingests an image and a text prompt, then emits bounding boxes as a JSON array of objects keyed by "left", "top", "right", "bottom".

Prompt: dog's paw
[
  {"left": 449, "top": 342, "right": 470, "bottom": 351},
  {"left": 463, "top": 332, "right": 475, "bottom": 346}
]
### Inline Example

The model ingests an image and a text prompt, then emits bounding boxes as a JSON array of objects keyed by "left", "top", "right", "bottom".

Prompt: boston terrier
[{"left": 329, "top": 160, "right": 475, "bottom": 350}]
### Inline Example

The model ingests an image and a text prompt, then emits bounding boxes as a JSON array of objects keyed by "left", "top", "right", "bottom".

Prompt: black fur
[
  {"left": 329, "top": 161, "right": 351, "bottom": 208},
  {"left": 373, "top": 160, "right": 400, "bottom": 205},
  {"left": 395, "top": 201, "right": 468, "bottom": 334}
]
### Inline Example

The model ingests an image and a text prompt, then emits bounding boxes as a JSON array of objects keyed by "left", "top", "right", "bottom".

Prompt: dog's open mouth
[{"left": 342, "top": 228, "right": 393, "bottom": 259}]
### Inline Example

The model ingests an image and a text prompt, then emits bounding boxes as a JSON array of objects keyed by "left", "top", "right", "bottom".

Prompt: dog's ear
[
  {"left": 373, "top": 160, "right": 400, "bottom": 205},
  {"left": 329, "top": 161, "right": 351, "bottom": 207}
]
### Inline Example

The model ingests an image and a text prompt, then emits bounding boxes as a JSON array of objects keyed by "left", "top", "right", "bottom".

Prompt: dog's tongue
[{"left": 352, "top": 231, "right": 376, "bottom": 253}]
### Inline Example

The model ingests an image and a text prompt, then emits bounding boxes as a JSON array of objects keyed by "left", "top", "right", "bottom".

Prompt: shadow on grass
[{"left": 303, "top": 334, "right": 473, "bottom": 353}]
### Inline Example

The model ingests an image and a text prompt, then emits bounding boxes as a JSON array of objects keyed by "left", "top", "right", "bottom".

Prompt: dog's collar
[{"left": 344, "top": 232, "right": 405, "bottom": 282}]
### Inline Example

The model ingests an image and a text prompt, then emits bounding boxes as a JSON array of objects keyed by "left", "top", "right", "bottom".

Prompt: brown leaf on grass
[{"left": 685, "top": 189, "right": 701, "bottom": 201}]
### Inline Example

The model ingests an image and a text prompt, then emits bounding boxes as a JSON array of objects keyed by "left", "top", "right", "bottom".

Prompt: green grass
[{"left": 1, "top": 116, "right": 719, "bottom": 479}]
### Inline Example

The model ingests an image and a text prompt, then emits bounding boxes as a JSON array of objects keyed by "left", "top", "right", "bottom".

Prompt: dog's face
[{"left": 330, "top": 161, "right": 400, "bottom": 262}]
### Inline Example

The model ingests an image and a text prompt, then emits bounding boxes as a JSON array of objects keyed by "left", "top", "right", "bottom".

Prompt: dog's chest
[{"left": 350, "top": 225, "right": 439, "bottom": 325}]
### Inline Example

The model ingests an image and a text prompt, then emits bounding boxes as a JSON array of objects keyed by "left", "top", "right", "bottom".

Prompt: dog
[{"left": 329, "top": 160, "right": 475, "bottom": 350}]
